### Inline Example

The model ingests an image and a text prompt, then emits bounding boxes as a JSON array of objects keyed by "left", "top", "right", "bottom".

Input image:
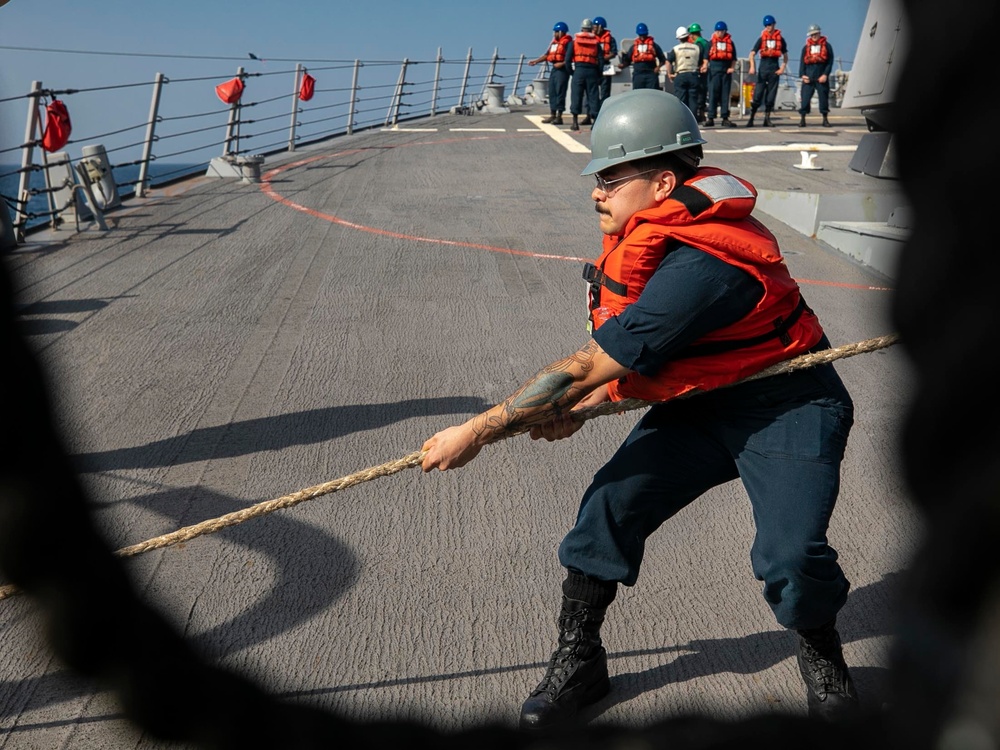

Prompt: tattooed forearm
[
  {"left": 511, "top": 372, "right": 574, "bottom": 409},
  {"left": 469, "top": 340, "right": 606, "bottom": 441}
]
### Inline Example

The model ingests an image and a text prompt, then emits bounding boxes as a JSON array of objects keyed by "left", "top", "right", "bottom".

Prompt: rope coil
[{"left": 0, "top": 333, "right": 900, "bottom": 602}]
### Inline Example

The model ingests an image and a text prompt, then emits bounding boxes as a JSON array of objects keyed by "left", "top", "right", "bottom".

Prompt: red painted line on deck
[
  {"left": 259, "top": 135, "right": 589, "bottom": 263},
  {"left": 259, "top": 135, "right": 894, "bottom": 292}
]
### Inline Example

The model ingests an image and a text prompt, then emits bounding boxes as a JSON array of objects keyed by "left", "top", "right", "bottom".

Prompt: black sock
[{"left": 562, "top": 570, "right": 617, "bottom": 608}]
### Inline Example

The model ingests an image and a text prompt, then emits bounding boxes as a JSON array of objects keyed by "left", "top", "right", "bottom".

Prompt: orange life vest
[
  {"left": 585, "top": 167, "right": 824, "bottom": 402},
  {"left": 759, "top": 28, "right": 784, "bottom": 58},
  {"left": 573, "top": 32, "right": 600, "bottom": 64},
  {"left": 708, "top": 32, "right": 735, "bottom": 61},
  {"left": 546, "top": 34, "right": 571, "bottom": 63},
  {"left": 803, "top": 36, "right": 830, "bottom": 65},
  {"left": 597, "top": 29, "right": 616, "bottom": 59},
  {"left": 631, "top": 36, "right": 657, "bottom": 63}
]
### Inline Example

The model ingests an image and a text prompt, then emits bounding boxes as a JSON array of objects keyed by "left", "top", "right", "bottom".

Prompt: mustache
[{"left": 594, "top": 204, "right": 610, "bottom": 216}]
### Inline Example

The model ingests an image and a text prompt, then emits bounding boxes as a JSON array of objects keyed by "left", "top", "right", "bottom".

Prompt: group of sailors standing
[{"left": 529, "top": 15, "right": 835, "bottom": 131}]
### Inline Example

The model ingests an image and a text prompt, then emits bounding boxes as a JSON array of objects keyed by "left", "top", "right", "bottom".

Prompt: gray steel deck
[{"left": 1, "top": 102, "right": 918, "bottom": 747}]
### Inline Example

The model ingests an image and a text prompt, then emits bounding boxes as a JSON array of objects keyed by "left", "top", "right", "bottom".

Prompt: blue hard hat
[
  {"left": 593, "top": 16, "right": 607, "bottom": 28},
  {"left": 763, "top": 14, "right": 776, "bottom": 26},
  {"left": 553, "top": 21, "right": 569, "bottom": 32},
  {"left": 636, "top": 22, "right": 648, "bottom": 36},
  {"left": 715, "top": 21, "right": 727, "bottom": 31}
]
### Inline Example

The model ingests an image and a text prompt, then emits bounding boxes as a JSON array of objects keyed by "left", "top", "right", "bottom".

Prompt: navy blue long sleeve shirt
[{"left": 592, "top": 244, "right": 764, "bottom": 376}]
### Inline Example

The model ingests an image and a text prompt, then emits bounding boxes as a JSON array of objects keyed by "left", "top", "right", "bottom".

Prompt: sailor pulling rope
[{"left": 0, "top": 332, "right": 899, "bottom": 603}]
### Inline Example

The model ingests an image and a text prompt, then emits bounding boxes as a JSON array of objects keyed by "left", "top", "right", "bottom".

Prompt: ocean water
[{"left": 1, "top": 162, "right": 203, "bottom": 232}]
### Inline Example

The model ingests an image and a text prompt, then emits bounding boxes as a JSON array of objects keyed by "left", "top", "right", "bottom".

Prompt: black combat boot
[
  {"left": 519, "top": 597, "right": 610, "bottom": 731},
  {"left": 580, "top": 114, "right": 593, "bottom": 126},
  {"left": 542, "top": 112, "right": 557, "bottom": 124},
  {"left": 796, "top": 619, "right": 861, "bottom": 722},
  {"left": 799, "top": 114, "right": 807, "bottom": 127},
  {"left": 703, "top": 118, "right": 715, "bottom": 127},
  {"left": 553, "top": 113, "right": 564, "bottom": 125},
  {"left": 721, "top": 117, "right": 736, "bottom": 127},
  {"left": 571, "top": 115, "right": 580, "bottom": 131},
  {"left": 763, "top": 111, "right": 774, "bottom": 127},
  {"left": 745, "top": 108, "right": 756, "bottom": 127},
  {"left": 822, "top": 114, "right": 831, "bottom": 127}
]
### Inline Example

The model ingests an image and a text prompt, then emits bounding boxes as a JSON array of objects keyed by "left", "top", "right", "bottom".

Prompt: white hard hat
[
  {"left": 676, "top": 25, "right": 690, "bottom": 39},
  {"left": 581, "top": 18, "right": 594, "bottom": 31}
]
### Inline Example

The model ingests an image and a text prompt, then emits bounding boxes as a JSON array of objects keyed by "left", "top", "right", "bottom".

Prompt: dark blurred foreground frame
[
  {"left": 2, "top": 1, "right": 998, "bottom": 747},
  {"left": 885, "top": 0, "right": 1000, "bottom": 747}
]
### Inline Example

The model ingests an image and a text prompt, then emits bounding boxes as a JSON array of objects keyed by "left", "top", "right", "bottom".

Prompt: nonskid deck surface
[{"left": 1, "top": 103, "right": 915, "bottom": 746}]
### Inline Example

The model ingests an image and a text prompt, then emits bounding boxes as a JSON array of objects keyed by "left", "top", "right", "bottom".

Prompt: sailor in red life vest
[
  {"left": 619, "top": 22, "right": 667, "bottom": 91},
  {"left": 529, "top": 21, "right": 573, "bottom": 125},
  {"left": 592, "top": 16, "right": 617, "bottom": 109},
  {"left": 798, "top": 24, "right": 835, "bottom": 127},
  {"left": 421, "top": 89, "right": 860, "bottom": 731},
  {"left": 746, "top": 14, "right": 788, "bottom": 127},
  {"left": 704, "top": 20, "right": 738, "bottom": 127},
  {"left": 569, "top": 18, "right": 604, "bottom": 130}
]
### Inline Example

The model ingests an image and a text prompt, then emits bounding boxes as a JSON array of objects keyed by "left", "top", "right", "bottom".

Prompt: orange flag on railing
[
  {"left": 299, "top": 73, "right": 316, "bottom": 101},
  {"left": 41, "top": 99, "right": 72, "bottom": 152},
  {"left": 215, "top": 77, "right": 245, "bottom": 104}
]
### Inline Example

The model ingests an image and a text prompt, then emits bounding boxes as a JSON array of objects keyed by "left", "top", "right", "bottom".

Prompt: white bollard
[
  {"left": 483, "top": 83, "right": 510, "bottom": 114},
  {"left": 793, "top": 150, "right": 823, "bottom": 171},
  {"left": 80, "top": 144, "right": 122, "bottom": 209}
]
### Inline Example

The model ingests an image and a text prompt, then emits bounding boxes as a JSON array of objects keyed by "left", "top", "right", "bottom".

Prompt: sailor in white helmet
[
  {"left": 798, "top": 23, "right": 835, "bottom": 127},
  {"left": 666, "top": 24, "right": 706, "bottom": 117}
]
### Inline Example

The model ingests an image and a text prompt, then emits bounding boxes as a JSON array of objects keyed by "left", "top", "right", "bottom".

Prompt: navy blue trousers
[
  {"left": 558, "top": 357, "right": 854, "bottom": 630},
  {"left": 600, "top": 73, "right": 612, "bottom": 105},
  {"left": 707, "top": 63, "right": 734, "bottom": 119},
  {"left": 547, "top": 67, "right": 570, "bottom": 114},
  {"left": 751, "top": 62, "right": 782, "bottom": 112},
  {"left": 799, "top": 65, "right": 830, "bottom": 115},
  {"left": 631, "top": 67, "right": 661, "bottom": 90},
  {"left": 696, "top": 71, "right": 708, "bottom": 117},
  {"left": 672, "top": 72, "right": 701, "bottom": 117},
  {"left": 571, "top": 64, "right": 601, "bottom": 118}
]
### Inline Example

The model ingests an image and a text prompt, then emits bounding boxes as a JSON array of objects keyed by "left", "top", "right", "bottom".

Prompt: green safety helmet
[
  {"left": 582, "top": 89, "right": 705, "bottom": 175},
  {"left": 688, "top": 22, "right": 702, "bottom": 34}
]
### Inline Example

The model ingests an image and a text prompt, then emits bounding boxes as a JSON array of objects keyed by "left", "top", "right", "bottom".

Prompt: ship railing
[{"left": 0, "top": 48, "right": 538, "bottom": 245}]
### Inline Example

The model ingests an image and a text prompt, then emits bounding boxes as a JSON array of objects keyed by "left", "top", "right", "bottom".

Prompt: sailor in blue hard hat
[
  {"left": 529, "top": 21, "right": 574, "bottom": 124},
  {"left": 591, "top": 16, "right": 617, "bottom": 108},
  {"left": 746, "top": 13, "right": 788, "bottom": 126},
  {"left": 703, "top": 20, "right": 738, "bottom": 127},
  {"left": 619, "top": 22, "right": 666, "bottom": 90}
]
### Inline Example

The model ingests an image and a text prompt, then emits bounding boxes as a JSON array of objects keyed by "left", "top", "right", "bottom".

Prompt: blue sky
[{"left": 1, "top": 0, "right": 870, "bottom": 152}]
